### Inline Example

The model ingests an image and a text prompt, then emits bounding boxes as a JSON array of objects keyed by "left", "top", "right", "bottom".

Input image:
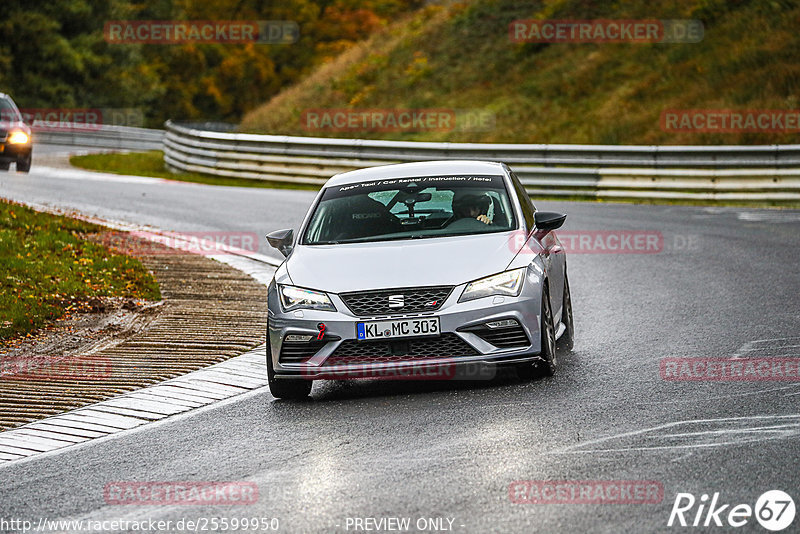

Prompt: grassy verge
[
  {"left": 0, "top": 200, "right": 161, "bottom": 342},
  {"left": 69, "top": 151, "right": 321, "bottom": 191}
]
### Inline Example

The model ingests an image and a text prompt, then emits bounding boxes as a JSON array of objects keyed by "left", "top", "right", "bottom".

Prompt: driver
[{"left": 452, "top": 192, "right": 492, "bottom": 224}]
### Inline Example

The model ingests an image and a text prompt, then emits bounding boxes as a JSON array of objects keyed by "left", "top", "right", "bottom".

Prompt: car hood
[{"left": 286, "top": 231, "right": 521, "bottom": 293}]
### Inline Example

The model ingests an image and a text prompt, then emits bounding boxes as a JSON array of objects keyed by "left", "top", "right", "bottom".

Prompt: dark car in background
[{"left": 0, "top": 93, "right": 32, "bottom": 173}]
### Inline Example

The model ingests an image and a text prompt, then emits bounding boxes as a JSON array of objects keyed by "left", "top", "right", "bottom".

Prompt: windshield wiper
[{"left": 347, "top": 234, "right": 435, "bottom": 243}]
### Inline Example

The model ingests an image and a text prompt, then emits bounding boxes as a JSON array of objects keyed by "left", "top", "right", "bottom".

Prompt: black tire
[
  {"left": 556, "top": 273, "right": 574, "bottom": 352},
  {"left": 266, "top": 324, "right": 312, "bottom": 399},
  {"left": 16, "top": 154, "right": 31, "bottom": 173},
  {"left": 0, "top": 162, "right": 9, "bottom": 171},
  {"left": 516, "top": 285, "right": 557, "bottom": 380}
]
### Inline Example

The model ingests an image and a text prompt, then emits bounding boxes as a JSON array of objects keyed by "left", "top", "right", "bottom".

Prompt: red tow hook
[{"left": 316, "top": 323, "right": 327, "bottom": 340}]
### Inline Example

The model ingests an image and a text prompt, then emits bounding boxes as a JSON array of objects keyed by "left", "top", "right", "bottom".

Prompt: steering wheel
[{"left": 446, "top": 217, "right": 496, "bottom": 232}]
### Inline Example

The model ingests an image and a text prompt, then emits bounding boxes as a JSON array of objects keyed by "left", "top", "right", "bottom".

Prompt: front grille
[
  {"left": 340, "top": 286, "right": 454, "bottom": 316},
  {"left": 279, "top": 339, "right": 328, "bottom": 363},
  {"left": 463, "top": 324, "right": 530, "bottom": 349},
  {"left": 324, "top": 333, "right": 478, "bottom": 366}
]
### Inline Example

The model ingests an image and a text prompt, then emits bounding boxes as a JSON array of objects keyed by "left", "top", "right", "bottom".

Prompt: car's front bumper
[
  {"left": 0, "top": 141, "right": 32, "bottom": 163},
  {"left": 267, "top": 271, "right": 546, "bottom": 380}
]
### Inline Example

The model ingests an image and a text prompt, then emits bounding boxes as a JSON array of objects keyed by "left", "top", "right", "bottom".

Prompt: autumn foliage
[{"left": 0, "top": 0, "right": 422, "bottom": 126}]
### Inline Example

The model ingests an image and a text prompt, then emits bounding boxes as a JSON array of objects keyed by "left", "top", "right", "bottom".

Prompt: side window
[{"left": 509, "top": 171, "right": 535, "bottom": 230}]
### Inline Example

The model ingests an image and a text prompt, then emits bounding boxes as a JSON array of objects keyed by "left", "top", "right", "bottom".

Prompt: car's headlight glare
[
  {"left": 279, "top": 285, "right": 336, "bottom": 312},
  {"left": 459, "top": 268, "right": 526, "bottom": 302},
  {"left": 8, "top": 131, "right": 29, "bottom": 144}
]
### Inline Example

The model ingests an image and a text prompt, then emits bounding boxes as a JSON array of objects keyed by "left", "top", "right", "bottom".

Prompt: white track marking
[
  {"left": 554, "top": 414, "right": 800, "bottom": 454},
  {"left": 29, "top": 165, "right": 169, "bottom": 185},
  {"left": 730, "top": 337, "right": 800, "bottom": 396},
  {"left": 737, "top": 211, "right": 800, "bottom": 223}
]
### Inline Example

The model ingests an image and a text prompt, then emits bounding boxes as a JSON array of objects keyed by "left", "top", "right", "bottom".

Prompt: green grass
[
  {"left": 0, "top": 200, "right": 161, "bottom": 342},
  {"left": 70, "top": 151, "right": 322, "bottom": 191},
  {"left": 240, "top": 0, "right": 800, "bottom": 146}
]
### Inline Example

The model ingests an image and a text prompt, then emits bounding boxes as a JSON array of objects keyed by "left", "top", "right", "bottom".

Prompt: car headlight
[
  {"left": 278, "top": 285, "right": 336, "bottom": 312},
  {"left": 459, "top": 268, "right": 526, "bottom": 302},
  {"left": 8, "top": 131, "right": 29, "bottom": 144}
]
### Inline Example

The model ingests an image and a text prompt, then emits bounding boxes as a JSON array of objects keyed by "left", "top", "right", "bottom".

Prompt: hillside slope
[{"left": 240, "top": 0, "right": 800, "bottom": 145}]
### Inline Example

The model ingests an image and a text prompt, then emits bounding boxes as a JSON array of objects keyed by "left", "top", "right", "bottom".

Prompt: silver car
[{"left": 265, "top": 160, "right": 573, "bottom": 398}]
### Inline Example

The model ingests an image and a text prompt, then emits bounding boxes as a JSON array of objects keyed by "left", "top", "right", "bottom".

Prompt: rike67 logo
[{"left": 668, "top": 490, "right": 795, "bottom": 531}]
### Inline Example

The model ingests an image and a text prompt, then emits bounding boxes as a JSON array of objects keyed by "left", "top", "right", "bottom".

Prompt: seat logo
[{"left": 387, "top": 294, "right": 404, "bottom": 308}]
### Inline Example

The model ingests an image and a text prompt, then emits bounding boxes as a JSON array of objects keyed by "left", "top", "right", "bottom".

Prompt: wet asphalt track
[{"left": 1, "top": 150, "right": 800, "bottom": 533}]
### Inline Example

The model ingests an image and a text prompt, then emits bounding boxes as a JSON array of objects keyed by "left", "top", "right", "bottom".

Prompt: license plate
[{"left": 357, "top": 317, "right": 440, "bottom": 341}]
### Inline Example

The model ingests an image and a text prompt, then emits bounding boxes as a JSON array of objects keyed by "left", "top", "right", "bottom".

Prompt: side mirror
[
  {"left": 534, "top": 211, "right": 567, "bottom": 232},
  {"left": 266, "top": 228, "right": 294, "bottom": 257}
]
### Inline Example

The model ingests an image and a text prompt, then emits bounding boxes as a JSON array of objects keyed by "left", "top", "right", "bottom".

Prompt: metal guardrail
[
  {"left": 163, "top": 121, "right": 800, "bottom": 202},
  {"left": 33, "top": 125, "right": 163, "bottom": 151},
  {"left": 44, "top": 120, "right": 800, "bottom": 202}
]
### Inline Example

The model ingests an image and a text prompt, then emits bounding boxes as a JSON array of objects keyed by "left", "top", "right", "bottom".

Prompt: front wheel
[
  {"left": 0, "top": 162, "right": 9, "bottom": 171},
  {"left": 556, "top": 273, "right": 574, "bottom": 352},
  {"left": 266, "top": 325, "right": 312, "bottom": 399},
  {"left": 517, "top": 286, "right": 557, "bottom": 380},
  {"left": 16, "top": 153, "right": 31, "bottom": 173}
]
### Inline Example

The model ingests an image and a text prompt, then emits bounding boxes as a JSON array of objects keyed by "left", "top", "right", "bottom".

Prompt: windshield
[
  {"left": 302, "top": 174, "right": 517, "bottom": 245},
  {"left": 0, "top": 98, "right": 21, "bottom": 124}
]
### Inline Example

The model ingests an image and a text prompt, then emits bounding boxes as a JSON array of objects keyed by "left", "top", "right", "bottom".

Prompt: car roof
[{"left": 325, "top": 160, "right": 507, "bottom": 187}]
